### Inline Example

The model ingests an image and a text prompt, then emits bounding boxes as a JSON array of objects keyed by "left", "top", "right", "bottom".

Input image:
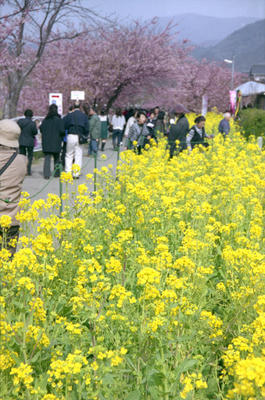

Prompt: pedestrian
[
  {"left": 62, "top": 105, "right": 74, "bottom": 169},
  {"left": 186, "top": 115, "right": 214, "bottom": 151},
  {"left": 168, "top": 104, "right": 190, "bottom": 158},
  {"left": 99, "top": 108, "right": 109, "bottom": 151},
  {"left": 17, "top": 109, "right": 38, "bottom": 176},
  {"left": 40, "top": 104, "right": 65, "bottom": 180},
  {"left": 154, "top": 110, "right": 165, "bottom": 138},
  {"left": 128, "top": 111, "right": 151, "bottom": 154},
  {"left": 218, "top": 112, "right": 231, "bottom": 138},
  {"left": 85, "top": 105, "right": 101, "bottom": 156},
  {"left": 124, "top": 109, "right": 138, "bottom": 148},
  {"left": 64, "top": 102, "right": 89, "bottom": 178},
  {"left": 0, "top": 119, "right": 27, "bottom": 255},
  {"left": 111, "top": 108, "right": 126, "bottom": 150}
]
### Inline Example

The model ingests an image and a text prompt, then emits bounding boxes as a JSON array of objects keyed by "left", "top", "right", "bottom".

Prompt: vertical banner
[
  {"left": 229, "top": 90, "right": 237, "bottom": 115},
  {"left": 49, "top": 93, "right": 63, "bottom": 116},
  {"left": 201, "top": 95, "right": 208, "bottom": 116},
  {"left": 235, "top": 90, "right": 242, "bottom": 117}
]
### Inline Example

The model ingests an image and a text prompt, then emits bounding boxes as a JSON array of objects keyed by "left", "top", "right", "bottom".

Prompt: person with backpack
[
  {"left": 186, "top": 115, "right": 214, "bottom": 151},
  {"left": 17, "top": 109, "right": 38, "bottom": 176},
  {"left": 0, "top": 119, "right": 27, "bottom": 255}
]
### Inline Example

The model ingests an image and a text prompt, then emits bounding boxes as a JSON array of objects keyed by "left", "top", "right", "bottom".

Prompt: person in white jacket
[
  {"left": 124, "top": 109, "right": 138, "bottom": 143},
  {"left": 111, "top": 108, "right": 126, "bottom": 149}
]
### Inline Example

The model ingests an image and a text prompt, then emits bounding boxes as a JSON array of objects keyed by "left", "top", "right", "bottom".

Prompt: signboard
[
  {"left": 49, "top": 93, "right": 63, "bottom": 116},
  {"left": 71, "top": 91, "right": 85, "bottom": 101},
  {"left": 201, "top": 95, "right": 208, "bottom": 116}
]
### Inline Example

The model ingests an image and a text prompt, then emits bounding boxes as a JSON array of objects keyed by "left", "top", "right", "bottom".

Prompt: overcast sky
[{"left": 93, "top": 0, "right": 265, "bottom": 19}]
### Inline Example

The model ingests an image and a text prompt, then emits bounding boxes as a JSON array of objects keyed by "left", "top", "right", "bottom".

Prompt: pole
[
  {"left": 231, "top": 56, "right": 235, "bottom": 90},
  {"left": 116, "top": 144, "right": 120, "bottom": 181},
  {"left": 59, "top": 164, "right": 63, "bottom": 217},
  {"left": 94, "top": 153, "right": 97, "bottom": 192}
]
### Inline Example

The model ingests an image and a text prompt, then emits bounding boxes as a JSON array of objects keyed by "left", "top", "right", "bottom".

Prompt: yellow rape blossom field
[{"left": 1, "top": 112, "right": 265, "bottom": 399}]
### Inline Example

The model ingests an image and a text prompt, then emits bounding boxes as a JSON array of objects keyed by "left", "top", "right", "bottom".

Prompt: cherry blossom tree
[
  {"left": 18, "top": 20, "right": 189, "bottom": 114},
  {"left": 0, "top": 0, "right": 111, "bottom": 117}
]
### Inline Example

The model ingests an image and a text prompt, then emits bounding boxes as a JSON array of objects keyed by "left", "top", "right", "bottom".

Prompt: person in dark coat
[
  {"left": 218, "top": 112, "right": 231, "bottom": 138},
  {"left": 40, "top": 104, "right": 65, "bottom": 179},
  {"left": 168, "top": 104, "right": 189, "bottom": 158},
  {"left": 17, "top": 109, "right": 38, "bottom": 175},
  {"left": 186, "top": 115, "right": 214, "bottom": 151}
]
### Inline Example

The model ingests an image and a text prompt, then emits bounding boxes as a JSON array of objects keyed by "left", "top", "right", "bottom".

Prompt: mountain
[
  {"left": 192, "top": 19, "right": 265, "bottom": 72},
  {"left": 155, "top": 13, "right": 258, "bottom": 46}
]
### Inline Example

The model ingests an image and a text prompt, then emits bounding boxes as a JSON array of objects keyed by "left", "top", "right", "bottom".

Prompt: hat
[
  {"left": 0, "top": 119, "right": 21, "bottom": 148},
  {"left": 174, "top": 104, "right": 189, "bottom": 114}
]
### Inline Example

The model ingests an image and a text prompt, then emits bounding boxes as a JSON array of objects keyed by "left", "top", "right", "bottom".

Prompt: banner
[
  {"left": 229, "top": 90, "right": 237, "bottom": 115},
  {"left": 49, "top": 93, "right": 63, "bottom": 116}
]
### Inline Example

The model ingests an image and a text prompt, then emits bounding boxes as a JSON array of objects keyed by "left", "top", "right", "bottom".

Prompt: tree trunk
[{"left": 3, "top": 72, "right": 25, "bottom": 118}]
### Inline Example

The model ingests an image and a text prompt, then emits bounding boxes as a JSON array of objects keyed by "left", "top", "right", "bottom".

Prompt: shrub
[{"left": 239, "top": 108, "right": 265, "bottom": 140}]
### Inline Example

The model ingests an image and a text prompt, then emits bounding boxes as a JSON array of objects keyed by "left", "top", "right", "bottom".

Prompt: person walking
[
  {"left": 186, "top": 115, "right": 214, "bottom": 151},
  {"left": 99, "top": 109, "right": 109, "bottom": 152},
  {"left": 17, "top": 109, "right": 38, "bottom": 176},
  {"left": 111, "top": 108, "right": 126, "bottom": 149},
  {"left": 87, "top": 106, "right": 101, "bottom": 156},
  {"left": 218, "top": 112, "right": 231, "bottom": 138},
  {"left": 40, "top": 104, "right": 65, "bottom": 179},
  {"left": 124, "top": 109, "right": 138, "bottom": 148},
  {"left": 154, "top": 110, "right": 165, "bottom": 138},
  {"left": 128, "top": 111, "right": 151, "bottom": 154},
  {"left": 0, "top": 119, "right": 27, "bottom": 255},
  {"left": 168, "top": 104, "right": 189, "bottom": 158},
  {"left": 64, "top": 102, "right": 89, "bottom": 178}
]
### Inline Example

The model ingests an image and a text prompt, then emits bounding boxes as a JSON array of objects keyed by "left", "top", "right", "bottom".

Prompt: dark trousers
[
  {"left": 0, "top": 225, "right": 19, "bottom": 256},
  {"left": 61, "top": 142, "right": 67, "bottom": 168},
  {"left": 43, "top": 152, "right": 60, "bottom": 179},
  {"left": 19, "top": 145, "right": 33, "bottom": 175},
  {"left": 112, "top": 129, "right": 123, "bottom": 148}
]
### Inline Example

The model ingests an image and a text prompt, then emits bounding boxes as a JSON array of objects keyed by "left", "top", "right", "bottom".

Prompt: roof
[{"left": 235, "top": 81, "right": 265, "bottom": 96}]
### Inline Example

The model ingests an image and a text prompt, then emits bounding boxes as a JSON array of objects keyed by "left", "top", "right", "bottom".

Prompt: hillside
[
  {"left": 155, "top": 13, "right": 258, "bottom": 46},
  {"left": 192, "top": 19, "right": 265, "bottom": 72}
]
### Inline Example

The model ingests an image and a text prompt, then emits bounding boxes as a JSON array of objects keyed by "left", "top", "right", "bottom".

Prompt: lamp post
[{"left": 224, "top": 56, "right": 235, "bottom": 89}]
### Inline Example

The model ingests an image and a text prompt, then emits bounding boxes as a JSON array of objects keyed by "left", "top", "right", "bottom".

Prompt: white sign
[
  {"left": 201, "top": 95, "right": 208, "bottom": 116},
  {"left": 49, "top": 93, "right": 63, "bottom": 116},
  {"left": 71, "top": 91, "right": 85, "bottom": 101}
]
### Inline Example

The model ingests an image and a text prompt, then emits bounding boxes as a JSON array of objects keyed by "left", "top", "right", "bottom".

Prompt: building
[{"left": 249, "top": 64, "right": 265, "bottom": 83}]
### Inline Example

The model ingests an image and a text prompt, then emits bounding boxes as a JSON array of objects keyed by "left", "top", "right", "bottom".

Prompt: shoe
[
  {"left": 44, "top": 176, "right": 49, "bottom": 180},
  {"left": 73, "top": 176, "right": 79, "bottom": 180}
]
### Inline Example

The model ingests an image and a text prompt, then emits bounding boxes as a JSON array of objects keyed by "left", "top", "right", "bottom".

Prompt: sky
[{"left": 93, "top": 0, "right": 265, "bottom": 19}]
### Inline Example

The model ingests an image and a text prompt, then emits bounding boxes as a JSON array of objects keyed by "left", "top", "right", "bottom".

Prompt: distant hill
[
  {"left": 155, "top": 13, "right": 258, "bottom": 46},
  {"left": 192, "top": 19, "right": 265, "bottom": 72}
]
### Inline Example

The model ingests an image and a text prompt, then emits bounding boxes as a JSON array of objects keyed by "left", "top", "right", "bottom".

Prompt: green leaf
[
  {"left": 102, "top": 373, "right": 115, "bottom": 385},
  {"left": 176, "top": 359, "right": 198, "bottom": 376},
  {"left": 125, "top": 390, "right": 141, "bottom": 400}
]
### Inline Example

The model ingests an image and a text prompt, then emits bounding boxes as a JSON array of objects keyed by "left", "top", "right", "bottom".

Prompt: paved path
[{"left": 22, "top": 140, "right": 120, "bottom": 201}]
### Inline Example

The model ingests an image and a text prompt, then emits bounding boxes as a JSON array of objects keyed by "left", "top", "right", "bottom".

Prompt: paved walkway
[{"left": 22, "top": 140, "right": 120, "bottom": 201}]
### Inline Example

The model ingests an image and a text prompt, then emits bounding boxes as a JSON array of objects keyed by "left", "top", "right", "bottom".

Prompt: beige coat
[{"left": 0, "top": 148, "right": 27, "bottom": 226}]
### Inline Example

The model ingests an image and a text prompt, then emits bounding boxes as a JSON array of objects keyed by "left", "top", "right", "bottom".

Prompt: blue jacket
[{"left": 218, "top": 119, "right": 230, "bottom": 136}]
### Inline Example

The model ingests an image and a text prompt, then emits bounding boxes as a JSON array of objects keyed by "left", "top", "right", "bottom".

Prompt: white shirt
[{"left": 112, "top": 115, "right": 126, "bottom": 130}]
